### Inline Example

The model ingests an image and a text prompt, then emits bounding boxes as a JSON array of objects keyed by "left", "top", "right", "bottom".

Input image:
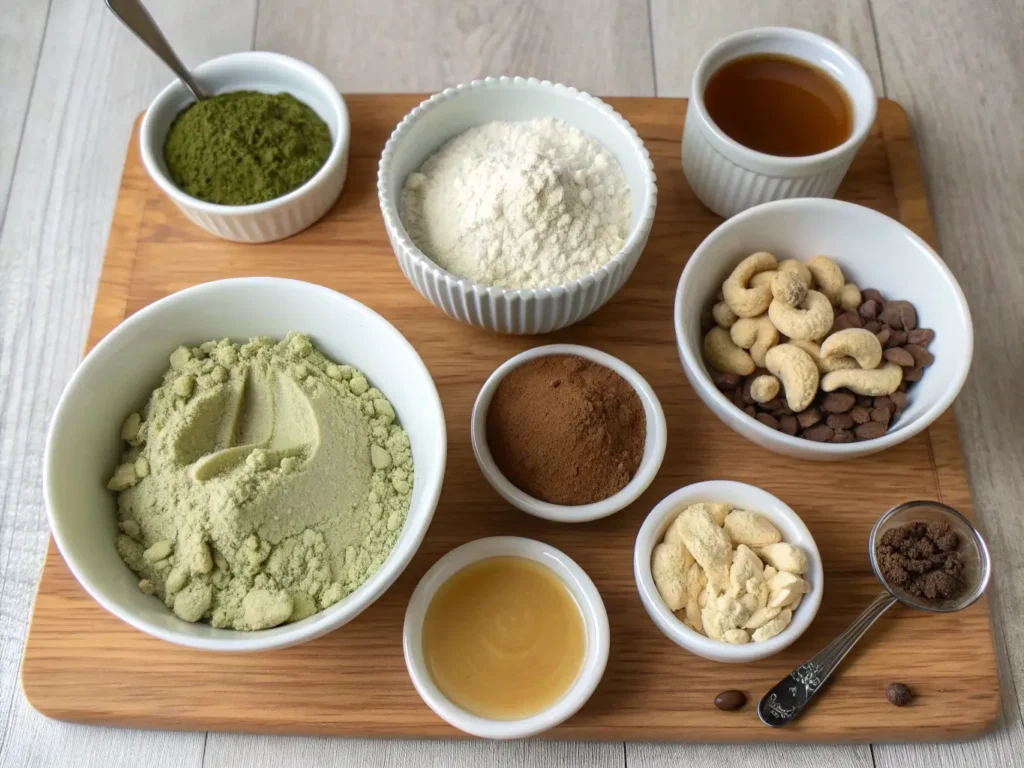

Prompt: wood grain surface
[{"left": 18, "top": 95, "right": 998, "bottom": 743}]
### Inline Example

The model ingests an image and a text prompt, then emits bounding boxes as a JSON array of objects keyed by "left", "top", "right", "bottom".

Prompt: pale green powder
[{"left": 109, "top": 332, "right": 413, "bottom": 630}]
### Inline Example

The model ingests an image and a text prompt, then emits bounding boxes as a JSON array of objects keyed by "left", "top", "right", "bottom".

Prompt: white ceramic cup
[
  {"left": 403, "top": 537, "right": 610, "bottom": 739},
  {"left": 681, "top": 27, "right": 877, "bottom": 218}
]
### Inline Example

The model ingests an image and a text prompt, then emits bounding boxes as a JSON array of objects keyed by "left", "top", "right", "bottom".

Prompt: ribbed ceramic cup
[{"left": 681, "top": 27, "right": 876, "bottom": 218}]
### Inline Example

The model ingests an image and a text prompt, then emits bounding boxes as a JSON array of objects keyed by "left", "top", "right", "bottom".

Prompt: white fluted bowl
[
  {"left": 141, "top": 52, "right": 349, "bottom": 243},
  {"left": 378, "top": 77, "right": 657, "bottom": 335}
]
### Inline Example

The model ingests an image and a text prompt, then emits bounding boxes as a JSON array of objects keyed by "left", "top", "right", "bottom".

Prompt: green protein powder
[{"left": 163, "top": 91, "right": 333, "bottom": 206}]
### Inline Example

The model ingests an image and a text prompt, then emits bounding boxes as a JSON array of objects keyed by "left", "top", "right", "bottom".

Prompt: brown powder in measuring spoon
[
  {"left": 485, "top": 354, "right": 646, "bottom": 505},
  {"left": 875, "top": 521, "right": 967, "bottom": 602}
]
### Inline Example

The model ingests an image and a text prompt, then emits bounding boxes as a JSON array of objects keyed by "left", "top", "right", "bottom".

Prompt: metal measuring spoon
[
  {"left": 105, "top": 0, "right": 209, "bottom": 101},
  {"left": 758, "top": 500, "right": 991, "bottom": 727}
]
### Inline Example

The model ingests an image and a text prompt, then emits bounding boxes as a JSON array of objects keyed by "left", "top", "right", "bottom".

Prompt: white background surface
[{"left": 1, "top": 0, "right": 1022, "bottom": 765}]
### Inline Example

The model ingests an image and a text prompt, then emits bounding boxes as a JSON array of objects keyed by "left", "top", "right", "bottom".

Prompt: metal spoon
[
  {"left": 105, "top": 0, "right": 209, "bottom": 101},
  {"left": 758, "top": 500, "right": 991, "bottom": 727}
]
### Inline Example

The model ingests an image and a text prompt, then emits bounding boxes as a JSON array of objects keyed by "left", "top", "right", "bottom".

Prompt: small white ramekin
[
  {"left": 681, "top": 27, "right": 877, "bottom": 218},
  {"left": 634, "top": 481, "right": 823, "bottom": 664},
  {"left": 140, "top": 52, "right": 350, "bottom": 242},
  {"left": 403, "top": 536, "right": 609, "bottom": 739},
  {"left": 377, "top": 76, "right": 658, "bottom": 334},
  {"left": 471, "top": 344, "right": 666, "bottom": 523}
]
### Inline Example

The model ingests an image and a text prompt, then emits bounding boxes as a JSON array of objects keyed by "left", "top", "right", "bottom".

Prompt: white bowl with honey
[{"left": 403, "top": 536, "right": 609, "bottom": 739}]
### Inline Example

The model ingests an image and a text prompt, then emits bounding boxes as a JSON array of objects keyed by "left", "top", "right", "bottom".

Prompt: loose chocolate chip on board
[
  {"left": 904, "top": 343, "right": 935, "bottom": 368},
  {"left": 830, "top": 429, "right": 855, "bottom": 443},
  {"left": 756, "top": 412, "right": 780, "bottom": 430},
  {"left": 863, "top": 319, "right": 882, "bottom": 333},
  {"left": 859, "top": 299, "right": 879, "bottom": 320},
  {"left": 826, "top": 413, "right": 855, "bottom": 430},
  {"left": 779, "top": 415, "right": 799, "bottom": 435},
  {"left": 883, "top": 347, "right": 916, "bottom": 367},
  {"left": 713, "top": 371, "right": 742, "bottom": 390},
  {"left": 822, "top": 391, "right": 856, "bottom": 413},
  {"left": 875, "top": 327, "right": 891, "bottom": 346},
  {"left": 850, "top": 406, "right": 872, "bottom": 424},
  {"left": 886, "top": 683, "right": 913, "bottom": 707},
  {"left": 861, "top": 288, "right": 884, "bottom": 304},
  {"left": 796, "top": 406, "right": 822, "bottom": 429},
  {"left": 803, "top": 424, "right": 835, "bottom": 442},
  {"left": 907, "top": 328, "right": 935, "bottom": 346},
  {"left": 886, "top": 330, "right": 908, "bottom": 348},
  {"left": 715, "top": 690, "right": 747, "bottom": 711},
  {"left": 903, "top": 367, "right": 924, "bottom": 382},
  {"left": 890, "top": 391, "right": 909, "bottom": 410},
  {"left": 855, "top": 421, "right": 887, "bottom": 440}
]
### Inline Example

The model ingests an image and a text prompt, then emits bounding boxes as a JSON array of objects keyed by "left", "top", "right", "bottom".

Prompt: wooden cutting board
[{"left": 20, "top": 96, "right": 998, "bottom": 742}]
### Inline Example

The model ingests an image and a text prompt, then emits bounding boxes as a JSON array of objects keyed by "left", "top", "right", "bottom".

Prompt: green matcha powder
[{"left": 164, "top": 91, "right": 332, "bottom": 206}]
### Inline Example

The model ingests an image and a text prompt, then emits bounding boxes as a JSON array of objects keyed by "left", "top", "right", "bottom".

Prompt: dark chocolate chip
[
  {"left": 830, "top": 429, "right": 855, "bottom": 443},
  {"left": 907, "top": 328, "right": 935, "bottom": 346},
  {"left": 826, "top": 413, "right": 854, "bottom": 430},
  {"left": 756, "top": 412, "right": 780, "bottom": 430},
  {"left": 875, "top": 327, "right": 891, "bottom": 347},
  {"left": 871, "top": 405, "right": 892, "bottom": 426},
  {"left": 715, "top": 690, "right": 747, "bottom": 711},
  {"left": 873, "top": 395, "right": 893, "bottom": 410},
  {"left": 904, "top": 343, "right": 934, "bottom": 368},
  {"left": 855, "top": 421, "right": 887, "bottom": 440},
  {"left": 861, "top": 288, "right": 884, "bottom": 304},
  {"left": 889, "top": 391, "right": 909, "bottom": 410},
  {"left": 859, "top": 299, "right": 879, "bottom": 320},
  {"left": 744, "top": 405, "right": 757, "bottom": 417},
  {"left": 886, "top": 683, "right": 913, "bottom": 707},
  {"left": 796, "top": 407, "right": 822, "bottom": 429},
  {"left": 863, "top": 319, "right": 882, "bottom": 333},
  {"left": 779, "top": 415, "right": 799, "bottom": 435},
  {"left": 713, "top": 371, "right": 742, "bottom": 391},
  {"left": 878, "top": 304, "right": 903, "bottom": 329},
  {"left": 883, "top": 347, "right": 916, "bottom": 367},
  {"left": 903, "top": 367, "right": 924, "bottom": 382},
  {"left": 898, "top": 303, "right": 918, "bottom": 331},
  {"left": 802, "top": 424, "right": 835, "bottom": 442},
  {"left": 850, "top": 406, "right": 872, "bottom": 424},
  {"left": 822, "top": 392, "right": 856, "bottom": 413},
  {"left": 885, "top": 330, "right": 908, "bottom": 348},
  {"left": 844, "top": 308, "right": 862, "bottom": 328}
]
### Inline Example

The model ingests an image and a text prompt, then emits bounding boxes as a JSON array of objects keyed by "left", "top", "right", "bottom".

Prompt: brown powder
[
  {"left": 485, "top": 355, "right": 646, "bottom": 505},
  {"left": 875, "top": 521, "right": 967, "bottom": 601}
]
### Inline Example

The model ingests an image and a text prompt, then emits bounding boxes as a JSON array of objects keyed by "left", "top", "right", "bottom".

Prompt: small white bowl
[
  {"left": 377, "top": 76, "right": 658, "bottom": 334},
  {"left": 634, "top": 481, "right": 823, "bottom": 663},
  {"left": 140, "top": 52, "right": 350, "bottom": 242},
  {"left": 403, "top": 536, "right": 609, "bottom": 739},
  {"left": 675, "top": 198, "right": 973, "bottom": 460},
  {"left": 471, "top": 344, "right": 666, "bottom": 522},
  {"left": 44, "top": 278, "right": 446, "bottom": 651},
  {"left": 682, "top": 27, "right": 877, "bottom": 218}
]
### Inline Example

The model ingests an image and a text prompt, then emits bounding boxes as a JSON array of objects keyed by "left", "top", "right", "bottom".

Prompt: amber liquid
[
  {"left": 703, "top": 53, "right": 853, "bottom": 157},
  {"left": 422, "top": 556, "right": 585, "bottom": 720}
]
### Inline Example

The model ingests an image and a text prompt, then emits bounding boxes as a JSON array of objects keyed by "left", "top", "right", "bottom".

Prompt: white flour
[{"left": 401, "top": 118, "right": 632, "bottom": 289}]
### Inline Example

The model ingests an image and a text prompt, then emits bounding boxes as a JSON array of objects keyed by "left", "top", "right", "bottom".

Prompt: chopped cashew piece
[
  {"left": 724, "top": 628, "right": 751, "bottom": 644},
  {"left": 729, "top": 544, "right": 764, "bottom": 597},
  {"left": 758, "top": 543, "right": 810, "bottom": 575},
  {"left": 744, "top": 605, "right": 782, "bottom": 630},
  {"left": 723, "top": 510, "right": 783, "bottom": 548},
  {"left": 752, "top": 608, "right": 793, "bottom": 642},
  {"left": 707, "top": 502, "right": 731, "bottom": 527},
  {"left": 763, "top": 565, "right": 778, "bottom": 581}
]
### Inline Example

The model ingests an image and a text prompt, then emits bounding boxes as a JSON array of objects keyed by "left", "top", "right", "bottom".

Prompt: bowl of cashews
[{"left": 674, "top": 198, "right": 973, "bottom": 460}]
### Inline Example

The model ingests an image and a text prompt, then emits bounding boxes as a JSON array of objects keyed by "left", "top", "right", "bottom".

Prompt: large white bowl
[
  {"left": 470, "top": 344, "right": 666, "bottom": 523},
  {"left": 675, "top": 198, "right": 973, "bottom": 460},
  {"left": 44, "top": 278, "right": 446, "bottom": 651},
  {"left": 404, "top": 537, "right": 609, "bottom": 738},
  {"left": 377, "top": 76, "right": 658, "bottom": 334},
  {"left": 634, "top": 481, "right": 823, "bottom": 663},
  {"left": 141, "top": 52, "right": 350, "bottom": 243}
]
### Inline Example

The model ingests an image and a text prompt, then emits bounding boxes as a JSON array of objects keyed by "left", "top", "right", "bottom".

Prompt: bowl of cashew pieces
[{"left": 674, "top": 198, "right": 973, "bottom": 460}]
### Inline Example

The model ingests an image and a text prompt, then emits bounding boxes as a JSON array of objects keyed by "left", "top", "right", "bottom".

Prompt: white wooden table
[{"left": 2, "top": 1, "right": 1022, "bottom": 765}]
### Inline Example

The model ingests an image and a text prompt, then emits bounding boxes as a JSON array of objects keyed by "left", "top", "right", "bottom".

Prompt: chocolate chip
[
  {"left": 890, "top": 391, "right": 909, "bottom": 410},
  {"left": 857, "top": 395, "right": 874, "bottom": 407},
  {"left": 744, "top": 405, "right": 757, "bottom": 417},
  {"left": 830, "top": 429, "right": 855, "bottom": 443},
  {"left": 831, "top": 314, "right": 854, "bottom": 334},
  {"left": 779, "top": 415, "right": 799, "bottom": 435},
  {"left": 803, "top": 424, "right": 835, "bottom": 442},
  {"left": 850, "top": 406, "right": 872, "bottom": 424},
  {"left": 898, "top": 303, "right": 917, "bottom": 331},
  {"left": 861, "top": 288, "right": 884, "bottom": 304},
  {"left": 859, "top": 299, "right": 879, "bottom": 320},
  {"left": 822, "top": 391, "right": 856, "bottom": 413},
  {"left": 886, "top": 683, "right": 913, "bottom": 707},
  {"left": 885, "top": 330, "right": 908, "bottom": 348},
  {"left": 897, "top": 381, "right": 908, "bottom": 392},
  {"left": 871, "top": 405, "right": 892, "bottom": 426},
  {"left": 713, "top": 371, "right": 742, "bottom": 390},
  {"left": 826, "top": 413, "right": 854, "bottom": 430},
  {"left": 903, "top": 367, "right": 924, "bottom": 382},
  {"left": 892, "top": 407, "right": 903, "bottom": 424},
  {"left": 756, "top": 412, "right": 780, "bottom": 430},
  {"left": 796, "top": 407, "right": 822, "bottom": 429},
  {"left": 844, "top": 308, "right": 862, "bottom": 328},
  {"left": 883, "top": 347, "right": 916, "bottom": 367},
  {"left": 761, "top": 397, "right": 787, "bottom": 414},
  {"left": 907, "top": 328, "right": 934, "bottom": 346},
  {"left": 732, "top": 386, "right": 745, "bottom": 408},
  {"left": 855, "top": 421, "right": 887, "bottom": 440},
  {"left": 741, "top": 377, "right": 755, "bottom": 404},
  {"left": 878, "top": 304, "right": 903, "bottom": 329},
  {"left": 863, "top": 319, "right": 882, "bottom": 333},
  {"left": 875, "top": 327, "right": 891, "bottom": 346},
  {"left": 873, "top": 395, "right": 893, "bottom": 410},
  {"left": 715, "top": 690, "right": 747, "bottom": 711},
  {"left": 904, "top": 343, "right": 934, "bottom": 368}
]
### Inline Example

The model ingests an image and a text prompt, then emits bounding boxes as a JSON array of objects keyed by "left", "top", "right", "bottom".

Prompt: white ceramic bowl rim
[
  {"left": 376, "top": 76, "right": 658, "bottom": 296},
  {"left": 634, "top": 481, "right": 824, "bottom": 661},
  {"left": 675, "top": 197, "right": 974, "bottom": 456},
  {"left": 43, "top": 277, "right": 446, "bottom": 651},
  {"left": 690, "top": 27, "right": 877, "bottom": 171},
  {"left": 471, "top": 344, "right": 667, "bottom": 522},
  {"left": 403, "top": 536, "right": 610, "bottom": 739},
  {"left": 140, "top": 51, "right": 350, "bottom": 215}
]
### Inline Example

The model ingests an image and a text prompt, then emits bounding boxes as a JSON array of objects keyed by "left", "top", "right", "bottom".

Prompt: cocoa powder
[
  {"left": 875, "top": 521, "right": 967, "bottom": 601},
  {"left": 486, "top": 354, "right": 645, "bottom": 505}
]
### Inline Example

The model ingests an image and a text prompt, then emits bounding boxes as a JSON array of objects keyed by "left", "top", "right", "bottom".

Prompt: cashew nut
[
  {"left": 711, "top": 301, "right": 738, "bottom": 329},
  {"left": 722, "top": 251, "right": 778, "bottom": 318},
  {"left": 765, "top": 344, "right": 820, "bottom": 412},
  {"left": 839, "top": 283, "right": 862, "bottom": 310},
  {"left": 729, "top": 315, "right": 779, "bottom": 367},
  {"left": 750, "top": 270, "right": 776, "bottom": 289},
  {"left": 778, "top": 258, "right": 813, "bottom": 288},
  {"left": 821, "top": 361, "right": 904, "bottom": 396},
  {"left": 704, "top": 327, "right": 755, "bottom": 376},
  {"left": 749, "top": 374, "right": 780, "bottom": 404},
  {"left": 767, "top": 290, "right": 834, "bottom": 340},
  {"left": 820, "top": 328, "right": 883, "bottom": 369},
  {"left": 806, "top": 256, "right": 845, "bottom": 306},
  {"left": 770, "top": 271, "right": 808, "bottom": 308},
  {"left": 788, "top": 339, "right": 858, "bottom": 374}
]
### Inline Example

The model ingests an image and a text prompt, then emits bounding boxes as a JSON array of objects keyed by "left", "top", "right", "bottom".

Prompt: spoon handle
[
  {"left": 758, "top": 590, "right": 897, "bottom": 727},
  {"left": 105, "top": 0, "right": 208, "bottom": 100}
]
